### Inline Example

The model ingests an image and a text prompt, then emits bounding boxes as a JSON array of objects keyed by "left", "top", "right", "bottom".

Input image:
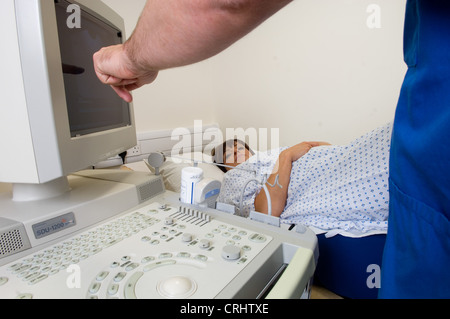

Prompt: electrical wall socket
[
  {"left": 94, "top": 143, "right": 144, "bottom": 168},
  {"left": 128, "top": 144, "right": 142, "bottom": 156}
]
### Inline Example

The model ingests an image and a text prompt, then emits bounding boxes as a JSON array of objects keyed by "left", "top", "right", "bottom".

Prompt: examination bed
[{"left": 115, "top": 121, "right": 392, "bottom": 299}]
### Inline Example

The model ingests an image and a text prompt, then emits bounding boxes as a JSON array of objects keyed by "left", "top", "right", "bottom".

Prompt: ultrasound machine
[{"left": 0, "top": 0, "right": 318, "bottom": 299}]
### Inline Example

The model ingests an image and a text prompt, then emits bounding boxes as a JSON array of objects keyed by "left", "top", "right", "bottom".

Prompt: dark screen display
[{"left": 55, "top": 1, "right": 131, "bottom": 137}]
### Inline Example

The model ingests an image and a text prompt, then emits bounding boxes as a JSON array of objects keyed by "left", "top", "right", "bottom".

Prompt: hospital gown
[{"left": 217, "top": 122, "right": 392, "bottom": 236}]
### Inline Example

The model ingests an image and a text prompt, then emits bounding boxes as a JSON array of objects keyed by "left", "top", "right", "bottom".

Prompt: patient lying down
[{"left": 213, "top": 122, "right": 392, "bottom": 236}]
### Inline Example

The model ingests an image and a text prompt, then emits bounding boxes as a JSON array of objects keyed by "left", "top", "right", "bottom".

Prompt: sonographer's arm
[
  {"left": 254, "top": 142, "right": 330, "bottom": 217},
  {"left": 93, "top": 0, "right": 292, "bottom": 102}
]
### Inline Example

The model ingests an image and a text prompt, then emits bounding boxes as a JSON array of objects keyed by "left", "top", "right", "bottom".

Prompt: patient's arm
[{"left": 254, "top": 141, "right": 330, "bottom": 217}]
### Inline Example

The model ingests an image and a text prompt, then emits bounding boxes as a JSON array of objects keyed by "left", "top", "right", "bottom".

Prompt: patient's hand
[{"left": 282, "top": 141, "right": 331, "bottom": 162}]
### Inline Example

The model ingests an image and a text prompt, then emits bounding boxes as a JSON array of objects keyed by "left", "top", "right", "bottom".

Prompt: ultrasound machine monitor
[{"left": 0, "top": 0, "right": 136, "bottom": 199}]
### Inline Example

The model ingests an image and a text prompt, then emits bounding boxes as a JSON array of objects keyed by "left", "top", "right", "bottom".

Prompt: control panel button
[
  {"left": 124, "top": 272, "right": 143, "bottom": 299},
  {"left": 249, "top": 233, "right": 267, "bottom": 243},
  {"left": 0, "top": 277, "right": 8, "bottom": 286},
  {"left": 141, "top": 256, "right": 155, "bottom": 264},
  {"left": 182, "top": 233, "right": 193, "bottom": 242},
  {"left": 89, "top": 282, "right": 101, "bottom": 294},
  {"left": 194, "top": 255, "right": 208, "bottom": 262},
  {"left": 96, "top": 271, "right": 109, "bottom": 281}
]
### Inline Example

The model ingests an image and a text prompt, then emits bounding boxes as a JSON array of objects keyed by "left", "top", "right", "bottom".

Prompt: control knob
[
  {"left": 221, "top": 245, "right": 241, "bottom": 261},
  {"left": 199, "top": 239, "right": 211, "bottom": 249}
]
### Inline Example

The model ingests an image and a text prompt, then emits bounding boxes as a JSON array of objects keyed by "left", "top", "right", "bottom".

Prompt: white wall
[{"left": 102, "top": 0, "right": 407, "bottom": 147}]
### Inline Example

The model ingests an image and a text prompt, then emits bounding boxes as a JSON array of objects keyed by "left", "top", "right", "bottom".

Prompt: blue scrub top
[{"left": 380, "top": 0, "right": 450, "bottom": 298}]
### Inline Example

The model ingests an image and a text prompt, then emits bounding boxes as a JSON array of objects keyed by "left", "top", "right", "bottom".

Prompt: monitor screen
[{"left": 55, "top": 1, "right": 131, "bottom": 138}]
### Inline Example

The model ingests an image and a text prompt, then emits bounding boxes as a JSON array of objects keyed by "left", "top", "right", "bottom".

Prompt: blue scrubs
[{"left": 380, "top": 0, "right": 450, "bottom": 298}]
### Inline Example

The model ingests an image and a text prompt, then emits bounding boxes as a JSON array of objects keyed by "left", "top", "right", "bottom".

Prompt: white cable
[{"left": 239, "top": 178, "right": 272, "bottom": 217}]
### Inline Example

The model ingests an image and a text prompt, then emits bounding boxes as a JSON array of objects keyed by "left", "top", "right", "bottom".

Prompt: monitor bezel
[{"left": 11, "top": 0, "right": 137, "bottom": 184}]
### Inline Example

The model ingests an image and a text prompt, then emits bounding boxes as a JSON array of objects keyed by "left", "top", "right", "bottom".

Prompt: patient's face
[{"left": 224, "top": 142, "right": 252, "bottom": 171}]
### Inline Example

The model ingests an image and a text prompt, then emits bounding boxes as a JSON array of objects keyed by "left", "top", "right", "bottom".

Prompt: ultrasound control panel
[{"left": 0, "top": 195, "right": 317, "bottom": 299}]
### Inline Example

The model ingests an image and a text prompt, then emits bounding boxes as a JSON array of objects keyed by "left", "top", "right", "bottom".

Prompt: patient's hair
[{"left": 211, "top": 139, "right": 254, "bottom": 173}]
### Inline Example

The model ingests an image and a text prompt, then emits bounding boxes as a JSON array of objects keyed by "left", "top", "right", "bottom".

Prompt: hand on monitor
[{"left": 93, "top": 44, "right": 158, "bottom": 103}]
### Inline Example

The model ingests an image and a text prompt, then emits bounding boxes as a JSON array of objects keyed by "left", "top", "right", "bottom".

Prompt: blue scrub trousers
[{"left": 380, "top": 0, "right": 450, "bottom": 298}]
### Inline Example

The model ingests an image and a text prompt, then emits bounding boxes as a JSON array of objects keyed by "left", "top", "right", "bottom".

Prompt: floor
[{"left": 310, "top": 285, "right": 343, "bottom": 299}]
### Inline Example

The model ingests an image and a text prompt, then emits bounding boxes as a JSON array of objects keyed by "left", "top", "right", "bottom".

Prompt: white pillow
[{"left": 126, "top": 152, "right": 224, "bottom": 192}]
